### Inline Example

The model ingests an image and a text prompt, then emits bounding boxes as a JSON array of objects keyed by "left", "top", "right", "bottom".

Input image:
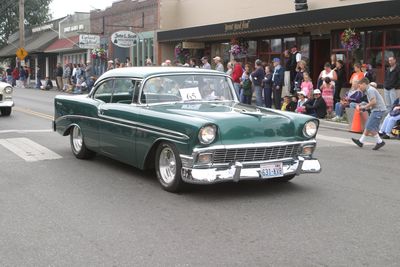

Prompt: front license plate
[{"left": 260, "top": 162, "right": 284, "bottom": 178}]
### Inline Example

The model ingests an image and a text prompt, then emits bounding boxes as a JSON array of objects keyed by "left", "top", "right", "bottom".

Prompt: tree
[{"left": 0, "top": 0, "right": 52, "bottom": 47}]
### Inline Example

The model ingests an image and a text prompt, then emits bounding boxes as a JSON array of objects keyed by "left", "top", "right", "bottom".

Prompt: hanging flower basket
[
  {"left": 174, "top": 43, "right": 190, "bottom": 64},
  {"left": 229, "top": 37, "right": 249, "bottom": 57},
  {"left": 340, "top": 28, "right": 361, "bottom": 51},
  {"left": 91, "top": 48, "right": 107, "bottom": 60}
]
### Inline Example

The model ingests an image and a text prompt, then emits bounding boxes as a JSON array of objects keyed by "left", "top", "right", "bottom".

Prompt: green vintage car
[{"left": 54, "top": 67, "right": 321, "bottom": 192}]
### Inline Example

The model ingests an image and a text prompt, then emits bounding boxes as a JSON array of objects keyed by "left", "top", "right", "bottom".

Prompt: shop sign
[
  {"left": 79, "top": 34, "right": 101, "bottom": 49},
  {"left": 224, "top": 20, "right": 251, "bottom": 33},
  {"left": 182, "top": 42, "right": 205, "bottom": 49},
  {"left": 32, "top": 23, "right": 54, "bottom": 33},
  {"left": 111, "top": 31, "right": 136, "bottom": 48},
  {"left": 64, "top": 24, "right": 85, "bottom": 33}
]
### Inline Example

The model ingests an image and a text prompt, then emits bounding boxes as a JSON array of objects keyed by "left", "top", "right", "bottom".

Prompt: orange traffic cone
[{"left": 350, "top": 106, "right": 363, "bottom": 133}]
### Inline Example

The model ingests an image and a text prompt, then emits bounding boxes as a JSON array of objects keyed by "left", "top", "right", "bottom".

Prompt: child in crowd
[
  {"left": 300, "top": 72, "right": 313, "bottom": 98},
  {"left": 296, "top": 91, "right": 308, "bottom": 113},
  {"left": 320, "top": 77, "right": 334, "bottom": 115},
  {"left": 240, "top": 70, "right": 252, "bottom": 105},
  {"left": 286, "top": 95, "right": 298, "bottom": 112},
  {"left": 281, "top": 96, "right": 292, "bottom": 111}
]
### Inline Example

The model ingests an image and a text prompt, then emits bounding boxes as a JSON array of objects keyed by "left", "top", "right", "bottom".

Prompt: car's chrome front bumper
[
  {"left": 181, "top": 157, "right": 321, "bottom": 184},
  {"left": 0, "top": 100, "right": 14, "bottom": 107}
]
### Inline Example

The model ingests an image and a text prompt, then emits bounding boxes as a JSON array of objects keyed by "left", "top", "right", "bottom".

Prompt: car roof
[{"left": 98, "top": 67, "right": 225, "bottom": 80}]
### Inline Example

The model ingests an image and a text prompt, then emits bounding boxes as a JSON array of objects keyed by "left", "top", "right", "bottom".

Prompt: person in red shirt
[
  {"left": 231, "top": 57, "right": 243, "bottom": 100},
  {"left": 12, "top": 67, "right": 19, "bottom": 87}
]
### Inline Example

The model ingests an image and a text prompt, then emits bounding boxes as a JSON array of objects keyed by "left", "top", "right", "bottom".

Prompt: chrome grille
[{"left": 212, "top": 144, "right": 300, "bottom": 164}]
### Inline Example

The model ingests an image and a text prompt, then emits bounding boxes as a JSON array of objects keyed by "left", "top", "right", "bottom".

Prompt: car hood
[{"left": 146, "top": 102, "right": 311, "bottom": 144}]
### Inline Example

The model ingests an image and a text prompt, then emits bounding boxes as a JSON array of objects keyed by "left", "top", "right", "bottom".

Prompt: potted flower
[
  {"left": 229, "top": 37, "right": 249, "bottom": 57},
  {"left": 174, "top": 43, "right": 190, "bottom": 64},
  {"left": 341, "top": 28, "right": 361, "bottom": 51},
  {"left": 91, "top": 48, "right": 107, "bottom": 60}
]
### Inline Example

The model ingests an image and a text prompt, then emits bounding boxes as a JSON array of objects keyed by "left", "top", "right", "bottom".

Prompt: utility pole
[{"left": 19, "top": 0, "right": 25, "bottom": 66}]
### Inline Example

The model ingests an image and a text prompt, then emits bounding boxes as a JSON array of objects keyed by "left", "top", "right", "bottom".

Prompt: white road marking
[
  {"left": 0, "top": 137, "right": 62, "bottom": 162},
  {"left": 317, "top": 134, "right": 375, "bottom": 146},
  {"left": 0, "top": 129, "right": 52, "bottom": 134}
]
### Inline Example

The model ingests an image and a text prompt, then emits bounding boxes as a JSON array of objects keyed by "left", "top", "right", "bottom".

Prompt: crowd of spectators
[
  {"left": 164, "top": 48, "right": 399, "bottom": 138},
  {"left": 3, "top": 49, "right": 399, "bottom": 138}
]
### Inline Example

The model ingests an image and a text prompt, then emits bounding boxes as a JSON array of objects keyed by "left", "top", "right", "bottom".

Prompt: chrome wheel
[
  {"left": 158, "top": 147, "right": 177, "bottom": 184},
  {"left": 72, "top": 126, "right": 83, "bottom": 153},
  {"left": 69, "top": 125, "right": 95, "bottom": 159}
]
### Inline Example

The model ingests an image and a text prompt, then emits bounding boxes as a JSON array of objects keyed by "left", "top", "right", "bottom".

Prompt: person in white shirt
[{"left": 213, "top": 56, "right": 224, "bottom": 72}]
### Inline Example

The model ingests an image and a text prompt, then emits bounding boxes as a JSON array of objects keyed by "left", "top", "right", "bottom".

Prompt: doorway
[{"left": 310, "top": 38, "right": 331, "bottom": 86}]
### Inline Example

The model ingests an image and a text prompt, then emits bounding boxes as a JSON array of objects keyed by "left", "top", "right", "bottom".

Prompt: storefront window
[
  {"left": 297, "top": 36, "right": 310, "bottom": 63},
  {"left": 283, "top": 37, "right": 296, "bottom": 50},
  {"left": 386, "top": 30, "right": 400, "bottom": 46},
  {"left": 245, "top": 40, "right": 257, "bottom": 64},
  {"left": 260, "top": 39, "right": 281, "bottom": 53},
  {"left": 367, "top": 31, "right": 383, "bottom": 47},
  {"left": 271, "top": 39, "right": 282, "bottom": 53}
]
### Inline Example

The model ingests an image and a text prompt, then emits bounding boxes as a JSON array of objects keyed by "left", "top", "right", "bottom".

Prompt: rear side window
[
  {"left": 93, "top": 79, "right": 141, "bottom": 104},
  {"left": 93, "top": 80, "right": 114, "bottom": 103}
]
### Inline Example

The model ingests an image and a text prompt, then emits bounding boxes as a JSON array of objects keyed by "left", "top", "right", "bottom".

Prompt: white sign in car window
[{"left": 179, "top": 87, "right": 202, "bottom": 101}]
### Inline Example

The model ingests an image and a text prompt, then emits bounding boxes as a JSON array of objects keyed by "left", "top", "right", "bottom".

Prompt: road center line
[{"left": 14, "top": 107, "right": 53, "bottom": 121}]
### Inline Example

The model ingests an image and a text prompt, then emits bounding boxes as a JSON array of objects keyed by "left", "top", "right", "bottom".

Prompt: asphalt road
[{"left": 1, "top": 87, "right": 399, "bottom": 266}]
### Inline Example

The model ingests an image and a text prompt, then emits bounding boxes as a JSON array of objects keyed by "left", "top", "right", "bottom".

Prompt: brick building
[{"left": 90, "top": 0, "right": 159, "bottom": 72}]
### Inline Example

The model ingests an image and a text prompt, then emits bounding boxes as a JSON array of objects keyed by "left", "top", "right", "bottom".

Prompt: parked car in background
[
  {"left": 54, "top": 67, "right": 321, "bottom": 192},
  {"left": 0, "top": 81, "right": 14, "bottom": 116}
]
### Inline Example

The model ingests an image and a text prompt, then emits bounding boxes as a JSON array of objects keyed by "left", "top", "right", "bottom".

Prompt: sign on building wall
[
  {"left": 111, "top": 31, "right": 137, "bottom": 48},
  {"left": 79, "top": 34, "right": 101, "bottom": 49},
  {"left": 182, "top": 42, "right": 205, "bottom": 49}
]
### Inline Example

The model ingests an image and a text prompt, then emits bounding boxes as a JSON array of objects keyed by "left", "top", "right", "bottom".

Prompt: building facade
[
  {"left": 157, "top": 0, "right": 400, "bottom": 86},
  {"left": 0, "top": 18, "right": 66, "bottom": 80},
  {"left": 44, "top": 12, "right": 91, "bottom": 68},
  {"left": 90, "top": 0, "right": 159, "bottom": 74}
]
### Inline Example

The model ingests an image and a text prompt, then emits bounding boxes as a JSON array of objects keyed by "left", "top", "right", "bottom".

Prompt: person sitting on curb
[
  {"left": 73, "top": 76, "right": 86, "bottom": 94},
  {"left": 378, "top": 97, "right": 400, "bottom": 139},
  {"left": 295, "top": 91, "right": 308, "bottom": 113},
  {"left": 332, "top": 80, "right": 363, "bottom": 121},
  {"left": 352, "top": 78, "right": 387, "bottom": 150},
  {"left": 40, "top": 77, "right": 53, "bottom": 90},
  {"left": 304, "top": 89, "right": 327, "bottom": 118}
]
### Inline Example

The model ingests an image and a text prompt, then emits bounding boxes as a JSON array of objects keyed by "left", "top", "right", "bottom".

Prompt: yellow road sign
[{"left": 16, "top": 47, "right": 28, "bottom": 60}]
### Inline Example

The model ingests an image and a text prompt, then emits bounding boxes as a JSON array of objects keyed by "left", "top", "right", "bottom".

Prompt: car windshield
[{"left": 141, "top": 74, "right": 235, "bottom": 104}]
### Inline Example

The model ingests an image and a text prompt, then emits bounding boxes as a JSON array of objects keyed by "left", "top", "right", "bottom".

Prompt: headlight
[
  {"left": 303, "top": 120, "right": 318, "bottom": 138},
  {"left": 198, "top": 125, "right": 217, "bottom": 144},
  {"left": 4, "top": 87, "right": 13, "bottom": 94}
]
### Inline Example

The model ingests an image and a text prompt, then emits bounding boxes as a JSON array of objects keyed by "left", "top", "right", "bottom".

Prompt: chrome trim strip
[
  {"left": 210, "top": 157, "right": 296, "bottom": 167},
  {"left": 98, "top": 113, "right": 190, "bottom": 140},
  {"left": 55, "top": 114, "right": 190, "bottom": 141},
  {"left": 192, "top": 140, "right": 316, "bottom": 153}
]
